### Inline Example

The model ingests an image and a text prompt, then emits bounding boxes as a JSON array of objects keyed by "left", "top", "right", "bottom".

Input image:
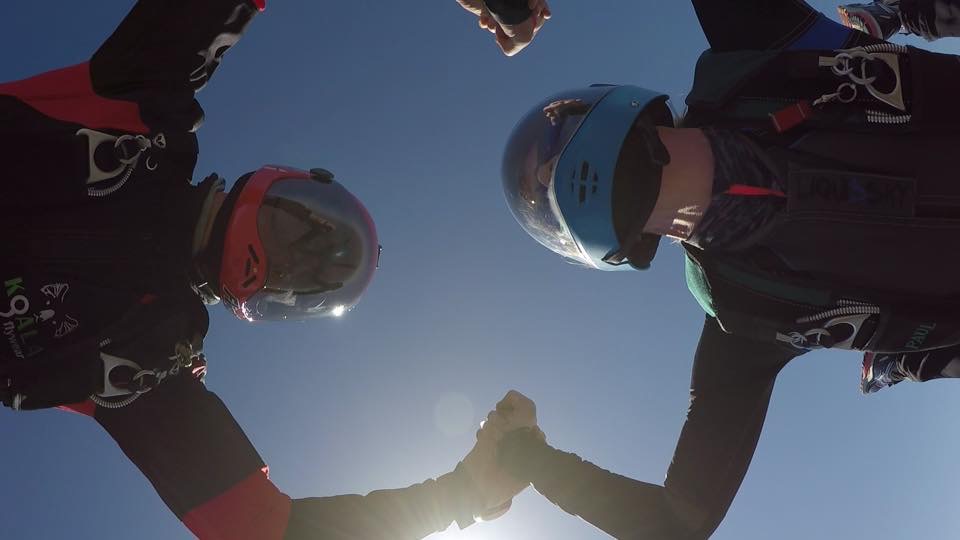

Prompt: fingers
[
  {"left": 479, "top": 11, "right": 497, "bottom": 33},
  {"left": 497, "top": 390, "right": 534, "bottom": 414},
  {"left": 477, "top": 410, "right": 506, "bottom": 441},
  {"left": 477, "top": 391, "right": 542, "bottom": 451},
  {"left": 494, "top": 24, "right": 517, "bottom": 56},
  {"left": 456, "top": 0, "right": 484, "bottom": 16},
  {"left": 535, "top": 4, "right": 551, "bottom": 32},
  {"left": 465, "top": 0, "right": 550, "bottom": 57},
  {"left": 494, "top": 15, "right": 546, "bottom": 56},
  {"left": 494, "top": 390, "right": 538, "bottom": 430}
]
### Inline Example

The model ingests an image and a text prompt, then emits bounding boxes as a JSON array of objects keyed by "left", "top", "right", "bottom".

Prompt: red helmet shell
[
  {"left": 219, "top": 165, "right": 378, "bottom": 321},
  {"left": 221, "top": 166, "right": 307, "bottom": 318}
]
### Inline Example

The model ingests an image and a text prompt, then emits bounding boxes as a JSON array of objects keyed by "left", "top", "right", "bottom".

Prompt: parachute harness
[
  {"left": 815, "top": 43, "right": 911, "bottom": 123},
  {"left": 776, "top": 300, "right": 881, "bottom": 351},
  {"left": 77, "top": 128, "right": 168, "bottom": 197},
  {"left": 770, "top": 43, "right": 911, "bottom": 133},
  {"left": 88, "top": 340, "right": 204, "bottom": 410}
]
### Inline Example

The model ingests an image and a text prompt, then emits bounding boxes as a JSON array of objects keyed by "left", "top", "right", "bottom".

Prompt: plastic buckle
[{"left": 770, "top": 100, "right": 814, "bottom": 133}]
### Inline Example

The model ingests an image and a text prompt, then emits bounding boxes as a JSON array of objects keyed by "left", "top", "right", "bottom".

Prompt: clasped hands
[{"left": 459, "top": 390, "right": 545, "bottom": 521}]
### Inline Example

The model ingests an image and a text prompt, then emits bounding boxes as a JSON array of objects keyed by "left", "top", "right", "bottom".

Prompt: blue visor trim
[{"left": 553, "top": 86, "right": 668, "bottom": 271}]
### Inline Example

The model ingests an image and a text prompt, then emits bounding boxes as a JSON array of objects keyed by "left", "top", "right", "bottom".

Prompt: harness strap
[{"left": 0, "top": 292, "right": 208, "bottom": 411}]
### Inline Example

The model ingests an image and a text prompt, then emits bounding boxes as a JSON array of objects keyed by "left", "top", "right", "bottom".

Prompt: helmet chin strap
[{"left": 190, "top": 174, "right": 227, "bottom": 305}]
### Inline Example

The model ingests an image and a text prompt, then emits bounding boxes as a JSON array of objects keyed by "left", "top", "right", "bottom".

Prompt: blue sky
[{"left": 3, "top": 1, "right": 960, "bottom": 539}]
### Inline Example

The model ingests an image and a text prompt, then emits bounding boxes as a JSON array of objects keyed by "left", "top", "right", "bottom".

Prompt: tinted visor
[
  {"left": 501, "top": 87, "right": 618, "bottom": 266},
  {"left": 247, "top": 178, "right": 378, "bottom": 320}
]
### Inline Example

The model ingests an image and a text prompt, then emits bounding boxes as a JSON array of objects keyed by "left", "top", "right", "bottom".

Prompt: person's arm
[
  {"left": 94, "top": 374, "right": 516, "bottom": 540},
  {"left": 90, "top": 0, "right": 262, "bottom": 101},
  {"left": 900, "top": 0, "right": 960, "bottom": 39},
  {"left": 498, "top": 317, "right": 797, "bottom": 539},
  {"left": 691, "top": 0, "right": 874, "bottom": 51}
]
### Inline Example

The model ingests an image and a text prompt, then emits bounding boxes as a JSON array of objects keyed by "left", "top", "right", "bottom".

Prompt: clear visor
[
  {"left": 247, "top": 178, "right": 378, "bottom": 320},
  {"left": 501, "top": 87, "right": 617, "bottom": 267}
]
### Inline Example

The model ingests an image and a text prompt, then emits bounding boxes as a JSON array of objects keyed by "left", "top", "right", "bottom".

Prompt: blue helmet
[{"left": 502, "top": 85, "right": 673, "bottom": 270}]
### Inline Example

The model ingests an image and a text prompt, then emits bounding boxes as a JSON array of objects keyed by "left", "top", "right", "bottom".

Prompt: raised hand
[
  {"left": 493, "top": 390, "right": 542, "bottom": 433},
  {"left": 458, "top": 390, "right": 544, "bottom": 521},
  {"left": 456, "top": 0, "right": 551, "bottom": 56},
  {"left": 459, "top": 409, "right": 526, "bottom": 520}
]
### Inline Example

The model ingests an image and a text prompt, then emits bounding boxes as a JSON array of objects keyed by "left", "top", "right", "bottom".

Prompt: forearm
[
  {"left": 499, "top": 430, "right": 695, "bottom": 539},
  {"left": 900, "top": 0, "right": 960, "bottom": 39},
  {"left": 91, "top": 0, "right": 262, "bottom": 99},
  {"left": 497, "top": 321, "right": 794, "bottom": 540},
  {"left": 284, "top": 463, "right": 486, "bottom": 540}
]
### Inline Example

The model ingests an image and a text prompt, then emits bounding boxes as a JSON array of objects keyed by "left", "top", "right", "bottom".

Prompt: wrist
[
  {"left": 437, "top": 462, "right": 489, "bottom": 529},
  {"left": 497, "top": 427, "right": 549, "bottom": 483}
]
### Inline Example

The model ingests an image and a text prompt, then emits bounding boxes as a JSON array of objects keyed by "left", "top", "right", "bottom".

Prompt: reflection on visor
[
  {"left": 502, "top": 87, "right": 617, "bottom": 267},
  {"left": 231, "top": 173, "right": 378, "bottom": 322},
  {"left": 258, "top": 197, "right": 363, "bottom": 295}
]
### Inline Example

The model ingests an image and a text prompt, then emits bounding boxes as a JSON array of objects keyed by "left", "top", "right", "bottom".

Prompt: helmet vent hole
[{"left": 571, "top": 162, "right": 601, "bottom": 206}]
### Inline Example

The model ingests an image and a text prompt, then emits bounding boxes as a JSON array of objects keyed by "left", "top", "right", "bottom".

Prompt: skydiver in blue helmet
[{"left": 467, "top": 0, "right": 960, "bottom": 538}]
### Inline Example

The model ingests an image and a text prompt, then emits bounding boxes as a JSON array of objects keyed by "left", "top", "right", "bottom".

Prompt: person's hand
[
  {"left": 542, "top": 98, "right": 589, "bottom": 126},
  {"left": 459, "top": 390, "right": 543, "bottom": 520},
  {"left": 456, "top": 0, "right": 551, "bottom": 56},
  {"left": 493, "top": 390, "right": 543, "bottom": 434},
  {"left": 459, "top": 408, "right": 526, "bottom": 520}
]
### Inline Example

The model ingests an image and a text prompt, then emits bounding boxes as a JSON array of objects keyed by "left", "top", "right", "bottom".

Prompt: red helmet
[{"left": 220, "top": 165, "right": 379, "bottom": 321}]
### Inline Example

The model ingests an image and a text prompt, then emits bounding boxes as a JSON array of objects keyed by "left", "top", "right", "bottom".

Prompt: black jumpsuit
[
  {"left": 0, "top": 1, "right": 488, "bottom": 538},
  {"left": 497, "top": 1, "right": 953, "bottom": 538}
]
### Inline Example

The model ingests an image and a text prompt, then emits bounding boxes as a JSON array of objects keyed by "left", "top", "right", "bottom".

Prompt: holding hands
[
  {"left": 456, "top": 0, "right": 551, "bottom": 56},
  {"left": 460, "top": 390, "right": 545, "bottom": 520}
]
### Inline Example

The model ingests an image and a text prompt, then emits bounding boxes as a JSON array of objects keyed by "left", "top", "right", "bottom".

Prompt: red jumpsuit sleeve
[
  {"left": 94, "top": 374, "right": 489, "bottom": 539},
  {"left": 94, "top": 375, "right": 292, "bottom": 540}
]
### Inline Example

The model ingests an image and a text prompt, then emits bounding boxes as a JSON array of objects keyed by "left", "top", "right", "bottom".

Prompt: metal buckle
[
  {"left": 819, "top": 48, "right": 906, "bottom": 111},
  {"left": 76, "top": 129, "right": 126, "bottom": 185},
  {"left": 98, "top": 352, "right": 144, "bottom": 398}
]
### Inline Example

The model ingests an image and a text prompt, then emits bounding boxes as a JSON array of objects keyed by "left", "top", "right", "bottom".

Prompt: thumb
[
  {"left": 495, "top": 25, "right": 517, "bottom": 56},
  {"left": 498, "top": 20, "right": 519, "bottom": 38}
]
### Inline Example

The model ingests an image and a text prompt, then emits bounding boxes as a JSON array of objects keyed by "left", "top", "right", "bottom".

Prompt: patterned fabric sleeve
[{"left": 687, "top": 128, "right": 787, "bottom": 252}]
